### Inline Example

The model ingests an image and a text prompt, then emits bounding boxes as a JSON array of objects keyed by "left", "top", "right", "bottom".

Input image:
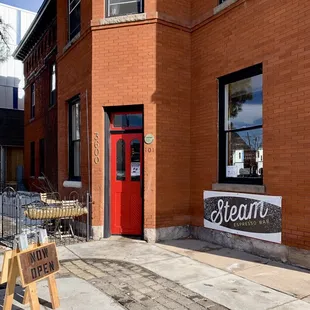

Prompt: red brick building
[{"left": 14, "top": 0, "right": 310, "bottom": 267}]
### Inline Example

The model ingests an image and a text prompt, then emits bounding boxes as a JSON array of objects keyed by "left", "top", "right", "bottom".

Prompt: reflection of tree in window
[
  {"left": 229, "top": 78, "right": 253, "bottom": 120},
  {"left": 116, "top": 139, "right": 125, "bottom": 181}
]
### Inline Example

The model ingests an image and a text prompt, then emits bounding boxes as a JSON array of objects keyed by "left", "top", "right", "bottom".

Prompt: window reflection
[
  {"left": 227, "top": 129, "right": 263, "bottom": 179},
  {"left": 131, "top": 139, "right": 140, "bottom": 181},
  {"left": 116, "top": 139, "right": 126, "bottom": 180},
  {"left": 226, "top": 75, "right": 263, "bottom": 130},
  {"left": 224, "top": 71, "right": 263, "bottom": 180}
]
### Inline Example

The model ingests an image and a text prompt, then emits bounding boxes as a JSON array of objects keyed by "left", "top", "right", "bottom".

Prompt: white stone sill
[
  {"left": 63, "top": 180, "right": 82, "bottom": 189},
  {"left": 99, "top": 13, "right": 147, "bottom": 25},
  {"left": 212, "top": 183, "right": 266, "bottom": 194}
]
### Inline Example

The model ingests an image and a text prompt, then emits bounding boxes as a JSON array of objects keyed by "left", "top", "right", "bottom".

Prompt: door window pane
[
  {"left": 113, "top": 113, "right": 142, "bottom": 128},
  {"left": 116, "top": 139, "right": 126, "bottom": 180},
  {"left": 131, "top": 139, "right": 140, "bottom": 181}
]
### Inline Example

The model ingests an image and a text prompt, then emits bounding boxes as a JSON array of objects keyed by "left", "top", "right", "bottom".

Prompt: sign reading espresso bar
[
  {"left": 17, "top": 243, "right": 60, "bottom": 287},
  {"left": 204, "top": 191, "right": 282, "bottom": 243}
]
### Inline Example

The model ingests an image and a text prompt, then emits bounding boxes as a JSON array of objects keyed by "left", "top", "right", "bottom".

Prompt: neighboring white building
[
  {"left": 256, "top": 147, "right": 263, "bottom": 175},
  {"left": 231, "top": 147, "right": 263, "bottom": 176},
  {"left": 232, "top": 149, "right": 244, "bottom": 173},
  {"left": 0, "top": 3, "right": 35, "bottom": 110},
  {"left": 0, "top": 3, "right": 35, "bottom": 190}
]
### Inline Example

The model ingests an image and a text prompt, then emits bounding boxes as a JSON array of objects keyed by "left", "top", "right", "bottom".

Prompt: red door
[{"left": 111, "top": 133, "right": 142, "bottom": 235}]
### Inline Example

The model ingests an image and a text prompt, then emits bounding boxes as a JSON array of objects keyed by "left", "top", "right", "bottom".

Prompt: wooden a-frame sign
[{"left": 0, "top": 242, "right": 60, "bottom": 310}]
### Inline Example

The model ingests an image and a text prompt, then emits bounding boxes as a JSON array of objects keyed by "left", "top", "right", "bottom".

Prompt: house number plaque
[
  {"left": 144, "top": 134, "right": 154, "bottom": 144},
  {"left": 94, "top": 132, "right": 100, "bottom": 164}
]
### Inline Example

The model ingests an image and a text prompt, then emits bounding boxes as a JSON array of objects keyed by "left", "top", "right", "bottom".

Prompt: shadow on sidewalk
[{"left": 158, "top": 238, "right": 310, "bottom": 274}]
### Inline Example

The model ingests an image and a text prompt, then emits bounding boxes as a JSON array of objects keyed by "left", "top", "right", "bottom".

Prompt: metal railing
[{"left": 0, "top": 187, "right": 91, "bottom": 248}]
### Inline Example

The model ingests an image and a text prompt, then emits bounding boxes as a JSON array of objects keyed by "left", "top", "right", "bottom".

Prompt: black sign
[{"left": 204, "top": 196, "right": 281, "bottom": 234}]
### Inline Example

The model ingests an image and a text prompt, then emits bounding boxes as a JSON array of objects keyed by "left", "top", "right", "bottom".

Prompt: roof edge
[{"left": 13, "top": 0, "right": 53, "bottom": 60}]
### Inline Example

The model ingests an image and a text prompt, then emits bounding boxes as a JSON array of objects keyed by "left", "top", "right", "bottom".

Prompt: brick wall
[
  {"left": 157, "top": 0, "right": 191, "bottom": 25},
  {"left": 57, "top": 35, "right": 92, "bottom": 198},
  {"left": 191, "top": 0, "right": 310, "bottom": 249},
  {"left": 23, "top": 21, "right": 57, "bottom": 190},
  {"left": 91, "top": 23, "right": 157, "bottom": 228},
  {"left": 21, "top": 0, "right": 310, "bottom": 249},
  {"left": 155, "top": 23, "right": 191, "bottom": 227}
]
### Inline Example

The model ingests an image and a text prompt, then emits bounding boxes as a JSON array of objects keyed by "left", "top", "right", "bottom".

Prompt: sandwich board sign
[
  {"left": 1, "top": 240, "right": 60, "bottom": 310},
  {"left": 17, "top": 243, "right": 59, "bottom": 286}
]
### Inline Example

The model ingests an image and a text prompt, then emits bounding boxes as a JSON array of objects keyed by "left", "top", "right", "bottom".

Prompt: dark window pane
[
  {"left": 73, "top": 141, "right": 80, "bottom": 177},
  {"left": 69, "top": 98, "right": 81, "bottom": 180},
  {"left": 39, "top": 139, "right": 44, "bottom": 175},
  {"left": 31, "top": 83, "right": 35, "bottom": 118},
  {"left": 72, "top": 103, "right": 80, "bottom": 141},
  {"left": 30, "top": 142, "right": 35, "bottom": 176},
  {"left": 127, "top": 114, "right": 142, "bottom": 127},
  {"left": 69, "top": 2, "right": 81, "bottom": 40},
  {"left": 50, "top": 63, "right": 56, "bottom": 106},
  {"left": 113, "top": 113, "right": 142, "bottom": 128},
  {"left": 226, "top": 74, "right": 263, "bottom": 130},
  {"left": 116, "top": 139, "right": 126, "bottom": 180},
  {"left": 131, "top": 139, "right": 140, "bottom": 181},
  {"left": 114, "top": 115, "right": 127, "bottom": 128},
  {"left": 69, "top": 0, "right": 80, "bottom": 12},
  {"left": 226, "top": 128, "right": 263, "bottom": 179}
]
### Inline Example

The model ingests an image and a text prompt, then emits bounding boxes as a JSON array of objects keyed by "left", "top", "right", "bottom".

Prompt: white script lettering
[{"left": 210, "top": 199, "right": 269, "bottom": 225}]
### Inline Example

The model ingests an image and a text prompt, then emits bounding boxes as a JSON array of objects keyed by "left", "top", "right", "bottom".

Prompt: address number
[{"left": 94, "top": 132, "right": 100, "bottom": 164}]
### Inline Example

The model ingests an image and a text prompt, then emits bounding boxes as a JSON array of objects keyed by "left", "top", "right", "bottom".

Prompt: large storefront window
[{"left": 219, "top": 64, "right": 263, "bottom": 184}]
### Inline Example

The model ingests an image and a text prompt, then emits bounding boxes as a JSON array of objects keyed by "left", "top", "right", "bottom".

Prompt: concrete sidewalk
[{"left": 1, "top": 237, "right": 310, "bottom": 309}]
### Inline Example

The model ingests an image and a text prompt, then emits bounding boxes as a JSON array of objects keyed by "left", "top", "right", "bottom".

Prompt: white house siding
[{"left": 0, "top": 4, "right": 35, "bottom": 110}]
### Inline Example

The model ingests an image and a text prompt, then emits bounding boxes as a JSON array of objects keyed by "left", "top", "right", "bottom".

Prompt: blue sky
[{"left": 0, "top": 0, "right": 43, "bottom": 12}]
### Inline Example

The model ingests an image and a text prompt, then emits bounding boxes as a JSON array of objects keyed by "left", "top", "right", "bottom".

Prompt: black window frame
[
  {"left": 68, "top": 96, "right": 81, "bottom": 181},
  {"left": 50, "top": 63, "right": 56, "bottom": 107},
  {"left": 106, "top": 0, "right": 144, "bottom": 18},
  {"left": 68, "top": 0, "right": 81, "bottom": 42},
  {"left": 30, "top": 83, "right": 35, "bottom": 119},
  {"left": 218, "top": 63, "right": 263, "bottom": 185},
  {"left": 39, "top": 138, "right": 45, "bottom": 176},
  {"left": 30, "top": 141, "right": 35, "bottom": 177}
]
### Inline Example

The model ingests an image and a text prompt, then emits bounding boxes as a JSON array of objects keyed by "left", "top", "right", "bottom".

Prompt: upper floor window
[
  {"left": 50, "top": 63, "right": 56, "bottom": 106},
  {"left": 218, "top": 64, "right": 263, "bottom": 184},
  {"left": 107, "top": 0, "right": 143, "bottom": 17},
  {"left": 69, "top": 0, "right": 81, "bottom": 41},
  {"left": 219, "top": 0, "right": 227, "bottom": 3},
  {"left": 31, "top": 83, "right": 35, "bottom": 119}
]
